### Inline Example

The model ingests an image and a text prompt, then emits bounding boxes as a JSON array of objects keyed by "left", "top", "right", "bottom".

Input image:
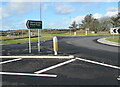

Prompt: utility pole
[
  {"left": 38, "top": 2, "right": 42, "bottom": 52},
  {"left": 70, "top": 16, "right": 72, "bottom": 36}
]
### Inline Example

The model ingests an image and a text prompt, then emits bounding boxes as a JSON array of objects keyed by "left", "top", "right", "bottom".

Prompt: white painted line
[
  {"left": 0, "top": 58, "right": 22, "bottom": 64},
  {"left": 0, "top": 72, "right": 57, "bottom": 77},
  {"left": 34, "top": 58, "right": 76, "bottom": 74},
  {"left": 97, "top": 37, "right": 120, "bottom": 46},
  {"left": 76, "top": 57, "right": 120, "bottom": 70},
  {"left": 0, "top": 55, "right": 74, "bottom": 59}
]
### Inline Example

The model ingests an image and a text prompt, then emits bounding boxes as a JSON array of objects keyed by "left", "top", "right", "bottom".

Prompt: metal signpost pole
[
  {"left": 28, "top": 29, "right": 31, "bottom": 53},
  {"left": 70, "top": 16, "right": 72, "bottom": 36},
  {"left": 38, "top": 2, "right": 42, "bottom": 53},
  {"left": 38, "top": 29, "right": 40, "bottom": 52},
  {"left": 113, "top": 34, "right": 114, "bottom": 39}
]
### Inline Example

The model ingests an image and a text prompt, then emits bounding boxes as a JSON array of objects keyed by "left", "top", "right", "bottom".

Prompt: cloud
[
  {"left": 4, "top": 0, "right": 119, "bottom": 2},
  {"left": 72, "top": 16, "right": 85, "bottom": 24},
  {"left": 71, "top": 7, "right": 117, "bottom": 24},
  {"left": 55, "top": 3, "right": 75, "bottom": 14},
  {"left": 1, "top": 2, "right": 46, "bottom": 20},
  {"left": 46, "top": 17, "right": 70, "bottom": 29},
  {"left": 8, "top": 2, "right": 30, "bottom": 14},
  {"left": 105, "top": 7, "right": 118, "bottom": 17},
  {"left": 105, "top": 11, "right": 118, "bottom": 17},
  {"left": 92, "top": 7, "right": 118, "bottom": 19},
  {"left": 47, "top": 22, "right": 59, "bottom": 29},
  {"left": 0, "top": 7, "right": 2, "bottom": 21},
  {"left": 93, "top": 13, "right": 103, "bottom": 19},
  {"left": 107, "top": 7, "right": 118, "bottom": 12},
  {"left": 1, "top": 2, "right": 49, "bottom": 30},
  {"left": 2, "top": 2, "right": 48, "bottom": 18},
  {"left": 42, "top": 3, "right": 48, "bottom": 11},
  {"left": 67, "top": 0, "right": 119, "bottom": 2},
  {"left": 2, "top": 19, "right": 28, "bottom": 30},
  {"left": 9, "top": 0, "right": 51, "bottom": 2},
  {"left": 0, "top": 7, "right": 11, "bottom": 21},
  {"left": 47, "top": 21, "right": 67, "bottom": 29}
]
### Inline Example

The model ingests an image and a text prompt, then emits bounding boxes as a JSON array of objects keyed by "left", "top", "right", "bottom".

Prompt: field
[
  {"left": 0, "top": 33, "right": 70, "bottom": 44},
  {"left": 0, "top": 30, "right": 113, "bottom": 45}
]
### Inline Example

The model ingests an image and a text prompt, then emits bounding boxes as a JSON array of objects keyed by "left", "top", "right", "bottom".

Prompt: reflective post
[
  {"left": 53, "top": 36, "right": 58, "bottom": 55},
  {"left": 85, "top": 30, "right": 88, "bottom": 35}
]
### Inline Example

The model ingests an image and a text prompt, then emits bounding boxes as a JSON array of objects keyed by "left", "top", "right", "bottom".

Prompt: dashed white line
[
  {"left": 0, "top": 72, "right": 57, "bottom": 77},
  {"left": 76, "top": 57, "right": 120, "bottom": 70},
  {"left": 34, "top": 58, "right": 76, "bottom": 74},
  {"left": 0, "top": 58, "right": 22, "bottom": 64}
]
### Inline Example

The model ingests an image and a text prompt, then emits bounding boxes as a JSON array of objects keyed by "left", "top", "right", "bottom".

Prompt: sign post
[
  {"left": 38, "top": 29, "right": 40, "bottom": 52},
  {"left": 28, "top": 29, "right": 31, "bottom": 53},
  {"left": 26, "top": 20, "right": 42, "bottom": 53},
  {"left": 110, "top": 27, "right": 120, "bottom": 39}
]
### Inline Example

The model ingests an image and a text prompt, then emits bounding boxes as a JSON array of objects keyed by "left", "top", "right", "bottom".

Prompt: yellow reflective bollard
[
  {"left": 53, "top": 36, "right": 58, "bottom": 55},
  {"left": 85, "top": 30, "right": 88, "bottom": 35}
]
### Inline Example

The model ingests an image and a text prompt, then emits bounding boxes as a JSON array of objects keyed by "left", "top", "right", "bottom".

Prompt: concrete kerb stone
[{"left": 97, "top": 37, "right": 120, "bottom": 47}]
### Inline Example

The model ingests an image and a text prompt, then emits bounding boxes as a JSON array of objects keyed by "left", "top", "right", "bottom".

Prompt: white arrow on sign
[
  {"left": 110, "top": 27, "right": 120, "bottom": 34},
  {"left": 26, "top": 20, "right": 30, "bottom": 29}
]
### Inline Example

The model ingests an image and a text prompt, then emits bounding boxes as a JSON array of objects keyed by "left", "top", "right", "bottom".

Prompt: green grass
[
  {"left": 1, "top": 35, "right": 30, "bottom": 40},
  {"left": 0, "top": 34, "right": 85, "bottom": 44},
  {"left": 1, "top": 32, "right": 119, "bottom": 44},
  {"left": 1, "top": 34, "right": 53, "bottom": 44},
  {"left": 106, "top": 36, "right": 120, "bottom": 43},
  {"left": 88, "top": 33, "right": 111, "bottom": 35},
  {"left": 0, "top": 33, "right": 70, "bottom": 44}
]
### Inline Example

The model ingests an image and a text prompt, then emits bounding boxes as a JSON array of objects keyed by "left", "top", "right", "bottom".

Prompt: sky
[{"left": 0, "top": 0, "right": 119, "bottom": 31}]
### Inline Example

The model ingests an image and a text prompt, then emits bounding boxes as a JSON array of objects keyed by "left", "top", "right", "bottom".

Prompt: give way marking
[
  {"left": 34, "top": 58, "right": 76, "bottom": 74},
  {"left": 0, "top": 72, "right": 57, "bottom": 78},
  {"left": 76, "top": 57, "right": 120, "bottom": 70},
  {"left": 0, "top": 58, "right": 22, "bottom": 64}
]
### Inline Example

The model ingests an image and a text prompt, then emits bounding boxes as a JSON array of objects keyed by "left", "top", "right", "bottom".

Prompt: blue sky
[{"left": 0, "top": 1, "right": 119, "bottom": 30}]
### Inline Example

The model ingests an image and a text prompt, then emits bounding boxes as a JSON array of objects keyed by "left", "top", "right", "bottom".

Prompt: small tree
[
  {"left": 69, "top": 21, "right": 78, "bottom": 32},
  {"left": 81, "top": 14, "right": 100, "bottom": 33},
  {"left": 110, "top": 15, "right": 120, "bottom": 27},
  {"left": 81, "top": 14, "right": 94, "bottom": 29},
  {"left": 90, "top": 19, "right": 100, "bottom": 33},
  {"left": 98, "top": 17, "right": 112, "bottom": 31}
]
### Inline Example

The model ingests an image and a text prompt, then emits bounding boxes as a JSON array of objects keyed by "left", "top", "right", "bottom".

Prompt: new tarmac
[{"left": 1, "top": 35, "right": 119, "bottom": 86}]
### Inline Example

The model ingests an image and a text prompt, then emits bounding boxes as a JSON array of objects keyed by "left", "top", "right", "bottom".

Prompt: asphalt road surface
[{"left": 1, "top": 35, "right": 120, "bottom": 86}]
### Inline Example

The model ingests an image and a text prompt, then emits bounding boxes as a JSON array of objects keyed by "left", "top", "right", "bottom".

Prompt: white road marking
[
  {"left": 0, "top": 55, "right": 74, "bottom": 59},
  {"left": 0, "top": 72, "right": 57, "bottom": 77},
  {"left": 76, "top": 57, "right": 120, "bottom": 70},
  {"left": 0, "top": 58, "right": 22, "bottom": 64},
  {"left": 34, "top": 58, "right": 76, "bottom": 74}
]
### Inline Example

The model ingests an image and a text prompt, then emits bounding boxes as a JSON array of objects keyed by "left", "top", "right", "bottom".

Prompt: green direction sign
[{"left": 26, "top": 20, "right": 42, "bottom": 29}]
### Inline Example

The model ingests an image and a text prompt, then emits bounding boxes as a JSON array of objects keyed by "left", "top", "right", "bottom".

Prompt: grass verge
[
  {"left": 0, "top": 33, "right": 70, "bottom": 44},
  {"left": 106, "top": 36, "right": 120, "bottom": 43}
]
